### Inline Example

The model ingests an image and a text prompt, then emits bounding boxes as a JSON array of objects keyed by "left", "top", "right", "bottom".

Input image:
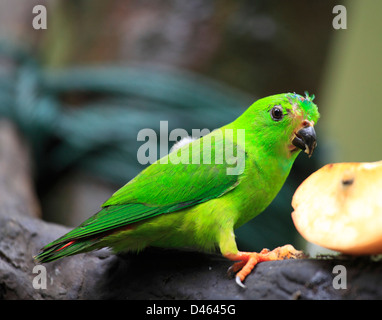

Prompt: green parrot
[{"left": 35, "top": 92, "right": 319, "bottom": 287}]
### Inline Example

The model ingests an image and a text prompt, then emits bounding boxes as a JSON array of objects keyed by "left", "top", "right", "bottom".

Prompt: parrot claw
[
  {"left": 227, "top": 265, "right": 235, "bottom": 279},
  {"left": 227, "top": 260, "right": 246, "bottom": 279},
  {"left": 235, "top": 275, "right": 246, "bottom": 288},
  {"left": 225, "top": 244, "right": 305, "bottom": 288}
]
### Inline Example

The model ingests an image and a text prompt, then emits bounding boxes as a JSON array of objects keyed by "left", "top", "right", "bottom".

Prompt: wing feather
[{"left": 41, "top": 131, "right": 245, "bottom": 248}]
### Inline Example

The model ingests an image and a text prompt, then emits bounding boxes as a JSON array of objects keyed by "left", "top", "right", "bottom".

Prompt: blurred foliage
[
  {"left": 320, "top": 0, "right": 382, "bottom": 163},
  {"left": 39, "top": 0, "right": 338, "bottom": 95},
  {"left": 0, "top": 0, "right": 339, "bottom": 251},
  {"left": 0, "top": 43, "right": 252, "bottom": 184}
]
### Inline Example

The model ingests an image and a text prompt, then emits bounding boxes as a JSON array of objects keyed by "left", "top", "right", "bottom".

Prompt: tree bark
[
  {"left": 2, "top": 208, "right": 382, "bottom": 300},
  {"left": 1, "top": 119, "right": 382, "bottom": 300}
]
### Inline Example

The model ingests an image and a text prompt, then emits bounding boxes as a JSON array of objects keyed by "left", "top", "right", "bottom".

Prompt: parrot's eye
[{"left": 270, "top": 106, "right": 284, "bottom": 121}]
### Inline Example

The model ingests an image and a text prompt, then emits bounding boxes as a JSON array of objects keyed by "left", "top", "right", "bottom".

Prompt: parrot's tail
[{"left": 34, "top": 238, "right": 97, "bottom": 263}]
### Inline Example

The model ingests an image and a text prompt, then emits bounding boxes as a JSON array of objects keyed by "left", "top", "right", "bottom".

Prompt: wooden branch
[{"left": 1, "top": 208, "right": 382, "bottom": 300}]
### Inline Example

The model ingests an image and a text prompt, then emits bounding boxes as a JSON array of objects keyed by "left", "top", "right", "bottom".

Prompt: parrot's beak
[{"left": 292, "top": 123, "right": 317, "bottom": 157}]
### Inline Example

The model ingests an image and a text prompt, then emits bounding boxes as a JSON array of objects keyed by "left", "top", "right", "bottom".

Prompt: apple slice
[{"left": 292, "top": 161, "right": 382, "bottom": 255}]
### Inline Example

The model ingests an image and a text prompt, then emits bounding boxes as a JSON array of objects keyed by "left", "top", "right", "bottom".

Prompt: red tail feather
[{"left": 55, "top": 240, "right": 75, "bottom": 252}]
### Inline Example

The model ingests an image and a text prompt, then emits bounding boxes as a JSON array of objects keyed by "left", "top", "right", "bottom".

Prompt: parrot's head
[{"left": 241, "top": 92, "right": 320, "bottom": 159}]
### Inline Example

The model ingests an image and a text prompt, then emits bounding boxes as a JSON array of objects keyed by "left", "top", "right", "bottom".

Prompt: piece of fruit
[{"left": 292, "top": 161, "right": 382, "bottom": 255}]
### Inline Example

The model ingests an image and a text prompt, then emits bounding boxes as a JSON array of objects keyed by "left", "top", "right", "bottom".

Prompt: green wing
[{"left": 40, "top": 131, "right": 245, "bottom": 248}]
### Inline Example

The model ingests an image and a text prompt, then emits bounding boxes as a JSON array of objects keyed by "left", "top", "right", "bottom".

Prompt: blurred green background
[{"left": 0, "top": 0, "right": 380, "bottom": 253}]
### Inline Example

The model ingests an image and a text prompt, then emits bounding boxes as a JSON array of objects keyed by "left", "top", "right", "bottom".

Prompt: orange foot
[{"left": 224, "top": 244, "right": 305, "bottom": 288}]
